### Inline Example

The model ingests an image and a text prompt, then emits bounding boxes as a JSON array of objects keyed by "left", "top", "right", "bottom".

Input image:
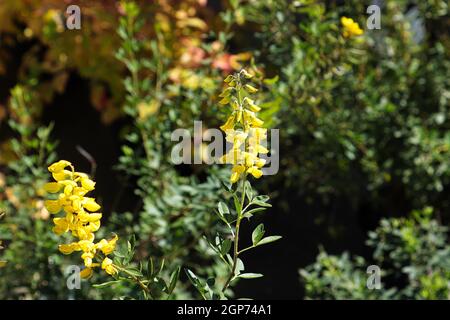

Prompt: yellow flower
[
  {"left": 341, "top": 17, "right": 364, "bottom": 38},
  {"left": 96, "top": 234, "right": 119, "bottom": 255},
  {"left": 218, "top": 70, "right": 268, "bottom": 183},
  {"left": 44, "top": 182, "right": 62, "bottom": 193},
  {"left": 244, "top": 84, "right": 258, "bottom": 93},
  {"left": 220, "top": 114, "right": 236, "bottom": 132},
  {"left": 225, "top": 129, "right": 248, "bottom": 148},
  {"left": 82, "top": 252, "right": 94, "bottom": 267},
  {"left": 46, "top": 160, "right": 118, "bottom": 278},
  {"left": 80, "top": 267, "right": 93, "bottom": 279},
  {"left": 45, "top": 200, "right": 62, "bottom": 214},
  {"left": 82, "top": 198, "right": 101, "bottom": 212},
  {"left": 81, "top": 178, "right": 96, "bottom": 191},
  {"left": 52, "top": 170, "right": 71, "bottom": 182},
  {"left": 101, "top": 257, "right": 118, "bottom": 275},
  {"left": 243, "top": 97, "right": 261, "bottom": 112},
  {"left": 230, "top": 165, "right": 246, "bottom": 184},
  {"left": 246, "top": 166, "right": 263, "bottom": 179},
  {"left": 53, "top": 217, "right": 69, "bottom": 235},
  {"left": 48, "top": 160, "right": 72, "bottom": 173}
]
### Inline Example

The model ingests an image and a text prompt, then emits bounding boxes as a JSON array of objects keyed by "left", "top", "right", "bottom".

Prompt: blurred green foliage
[{"left": 300, "top": 207, "right": 450, "bottom": 299}]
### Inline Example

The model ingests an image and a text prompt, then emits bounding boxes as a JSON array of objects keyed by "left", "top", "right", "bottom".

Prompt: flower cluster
[
  {"left": 219, "top": 69, "right": 268, "bottom": 184},
  {"left": 340, "top": 16, "right": 364, "bottom": 38},
  {"left": 44, "top": 160, "right": 118, "bottom": 278}
]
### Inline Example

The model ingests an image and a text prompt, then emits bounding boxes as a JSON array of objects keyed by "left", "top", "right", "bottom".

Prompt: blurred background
[{"left": 0, "top": 0, "right": 449, "bottom": 299}]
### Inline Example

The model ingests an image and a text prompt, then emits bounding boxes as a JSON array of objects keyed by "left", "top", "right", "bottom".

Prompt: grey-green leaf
[
  {"left": 238, "top": 273, "right": 263, "bottom": 279},
  {"left": 256, "top": 235, "right": 282, "bottom": 246},
  {"left": 252, "top": 223, "right": 265, "bottom": 245}
]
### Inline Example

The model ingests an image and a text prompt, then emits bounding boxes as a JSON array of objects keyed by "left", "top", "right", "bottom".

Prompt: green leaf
[
  {"left": 236, "top": 258, "right": 245, "bottom": 274},
  {"left": 220, "top": 239, "right": 232, "bottom": 256},
  {"left": 167, "top": 266, "right": 181, "bottom": 294},
  {"left": 93, "top": 280, "right": 121, "bottom": 288},
  {"left": 256, "top": 236, "right": 282, "bottom": 246},
  {"left": 147, "top": 257, "right": 154, "bottom": 278},
  {"left": 233, "top": 193, "right": 241, "bottom": 215},
  {"left": 252, "top": 195, "right": 272, "bottom": 207},
  {"left": 263, "top": 75, "right": 279, "bottom": 85},
  {"left": 252, "top": 223, "right": 265, "bottom": 245},
  {"left": 238, "top": 273, "right": 263, "bottom": 279},
  {"left": 218, "top": 202, "right": 230, "bottom": 215},
  {"left": 244, "top": 181, "right": 254, "bottom": 201},
  {"left": 125, "top": 268, "right": 143, "bottom": 277},
  {"left": 185, "top": 268, "right": 200, "bottom": 286},
  {"left": 244, "top": 207, "right": 267, "bottom": 218}
]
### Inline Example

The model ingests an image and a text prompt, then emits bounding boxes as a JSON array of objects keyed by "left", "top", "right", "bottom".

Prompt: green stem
[
  {"left": 222, "top": 176, "right": 246, "bottom": 294},
  {"left": 115, "top": 265, "right": 155, "bottom": 300}
]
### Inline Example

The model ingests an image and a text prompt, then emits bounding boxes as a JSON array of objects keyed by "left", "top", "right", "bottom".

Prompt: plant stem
[
  {"left": 115, "top": 265, "right": 155, "bottom": 300},
  {"left": 222, "top": 177, "right": 246, "bottom": 294}
]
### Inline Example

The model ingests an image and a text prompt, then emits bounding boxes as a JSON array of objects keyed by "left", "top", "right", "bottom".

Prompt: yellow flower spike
[
  {"left": 45, "top": 200, "right": 62, "bottom": 214},
  {"left": 48, "top": 161, "right": 122, "bottom": 278},
  {"left": 80, "top": 267, "right": 94, "bottom": 279},
  {"left": 44, "top": 182, "right": 62, "bottom": 193},
  {"left": 219, "top": 70, "right": 268, "bottom": 183}
]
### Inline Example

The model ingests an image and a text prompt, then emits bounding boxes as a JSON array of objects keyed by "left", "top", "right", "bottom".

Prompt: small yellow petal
[
  {"left": 80, "top": 267, "right": 93, "bottom": 279},
  {"left": 81, "top": 178, "right": 96, "bottom": 191},
  {"left": 244, "top": 84, "right": 258, "bottom": 93},
  {"left": 44, "top": 182, "right": 62, "bottom": 193},
  {"left": 45, "top": 200, "right": 62, "bottom": 214}
]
